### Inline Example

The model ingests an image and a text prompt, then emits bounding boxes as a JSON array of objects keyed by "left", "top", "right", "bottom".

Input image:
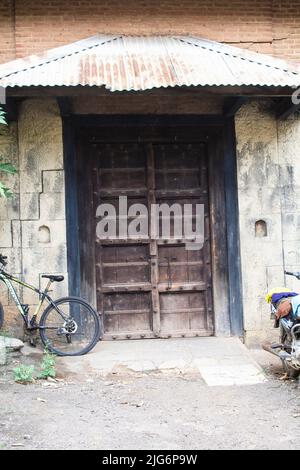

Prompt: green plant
[
  {"left": 0, "top": 329, "right": 10, "bottom": 338},
  {"left": 38, "top": 349, "right": 56, "bottom": 380},
  {"left": 12, "top": 348, "right": 57, "bottom": 384},
  {"left": 13, "top": 364, "right": 35, "bottom": 384},
  {"left": 0, "top": 108, "right": 17, "bottom": 198}
]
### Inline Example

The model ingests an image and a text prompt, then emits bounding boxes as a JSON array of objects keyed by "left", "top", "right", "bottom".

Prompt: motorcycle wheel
[{"left": 280, "top": 329, "right": 300, "bottom": 379}]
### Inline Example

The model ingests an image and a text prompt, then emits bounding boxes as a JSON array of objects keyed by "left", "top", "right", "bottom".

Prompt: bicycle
[{"left": 0, "top": 254, "right": 101, "bottom": 356}]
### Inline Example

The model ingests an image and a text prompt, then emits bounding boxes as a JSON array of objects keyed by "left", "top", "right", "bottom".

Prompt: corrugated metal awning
[{"left": 0, "top": 35, "right": 300, "bottom": 91}]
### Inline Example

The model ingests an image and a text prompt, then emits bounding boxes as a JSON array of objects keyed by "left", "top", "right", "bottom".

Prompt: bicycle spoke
[
  {"left": 51, "top": 305, "right": 69, "bottom": 322},
  {"left": 39, "top": 297, "right": 100, "bottom": 356},
  {"left": 39, "top": 325, "right": 63, "bottom": 330}
]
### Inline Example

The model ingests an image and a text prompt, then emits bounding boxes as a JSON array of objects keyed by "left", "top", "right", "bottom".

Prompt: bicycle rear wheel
[{"left": 39, "top": 297, "right": 101, "bottom": 356}]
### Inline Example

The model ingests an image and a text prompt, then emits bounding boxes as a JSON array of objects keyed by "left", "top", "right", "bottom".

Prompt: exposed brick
[
  {"left": 1, "top": 1, "right": 300, "bottom": 64},
  {"left": 0, "top": 0, "right": 15, "bottom": 62}
]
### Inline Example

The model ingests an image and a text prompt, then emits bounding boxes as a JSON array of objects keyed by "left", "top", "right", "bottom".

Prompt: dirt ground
[{"left": 0, "top": 349, "right": 300, "bottom": 450}]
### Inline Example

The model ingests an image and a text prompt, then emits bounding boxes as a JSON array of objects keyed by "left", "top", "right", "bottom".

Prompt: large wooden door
[{"left": 85, "top": 137, "right": 214, "bottom": 340}]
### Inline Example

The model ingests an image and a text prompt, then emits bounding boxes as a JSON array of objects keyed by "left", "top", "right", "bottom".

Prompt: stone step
[{"left": 0, "top": 336, "right": 24, "bottom": 366}]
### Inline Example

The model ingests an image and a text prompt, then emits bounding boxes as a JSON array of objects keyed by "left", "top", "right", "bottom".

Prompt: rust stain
[{"left": 0, "top": 35, "right": 299, "bottom": 90}]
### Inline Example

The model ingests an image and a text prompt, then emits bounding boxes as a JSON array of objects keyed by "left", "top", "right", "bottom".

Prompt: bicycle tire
[
  {"left": 39, "top": 296, "right": 101, "bottom": 356},
  {"left": 0, "top": 302, "right": 4, "bottom": 330}
]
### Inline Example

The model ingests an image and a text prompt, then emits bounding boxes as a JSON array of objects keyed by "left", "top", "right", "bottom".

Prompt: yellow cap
[{"left": 265, "top": 287, "right": 290, "bottom": 304}]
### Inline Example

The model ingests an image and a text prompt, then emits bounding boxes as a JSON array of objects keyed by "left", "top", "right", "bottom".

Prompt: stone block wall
[
  {"left": 1, "top": 96, "right": 300, "bottom": 344},
  {"left": 235, "top": 101, "right": 300, "bottom": 345},
  {"left": 0, "top": 99, "right": 68, "bottom": 336},
  {"left": 0, "top": 120, "right": 21, "bottom": 334}
]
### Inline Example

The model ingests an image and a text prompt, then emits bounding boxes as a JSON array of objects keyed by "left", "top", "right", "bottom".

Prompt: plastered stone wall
[
  {"left": 1, "top": 96, "right": 300, "bottom": 343},
  {"left": 235, "top": 101, "right": 300, "bottom": 345},
  {"left": 0, "top": 121, "right": 21, "bottom": 333},
  {"left": 277, "top": 114, "right": 300, "bottom": 293},
  {"left": 0, "top": 99, "right": 68, "bottom": 336}
]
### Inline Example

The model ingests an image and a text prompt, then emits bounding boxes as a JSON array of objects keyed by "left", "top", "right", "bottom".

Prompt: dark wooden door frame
[{"left": 62, "top": 114, "right": 244, "bottom": 337}]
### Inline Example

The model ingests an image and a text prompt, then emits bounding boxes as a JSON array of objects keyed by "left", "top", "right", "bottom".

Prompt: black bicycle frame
[{"left": 0, "top": 270, "right": 67, "bottom": 329}]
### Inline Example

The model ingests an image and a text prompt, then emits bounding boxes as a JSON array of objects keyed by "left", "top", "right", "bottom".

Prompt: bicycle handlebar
[{"left": 285, "top": 270, "right": 300, "bottom": 280}]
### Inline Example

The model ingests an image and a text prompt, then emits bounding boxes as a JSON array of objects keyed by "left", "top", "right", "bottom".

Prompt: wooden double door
[{"left": 78, "top": 129, "right": 214, "bottom": 340}]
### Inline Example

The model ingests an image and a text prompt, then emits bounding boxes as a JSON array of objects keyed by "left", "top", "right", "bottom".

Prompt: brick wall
[
  {"left": 0, "top": 0, "right": 15, "bottom": 62},
  {"left": 1, "top": 0, "right": 300, "bottom": 64}
]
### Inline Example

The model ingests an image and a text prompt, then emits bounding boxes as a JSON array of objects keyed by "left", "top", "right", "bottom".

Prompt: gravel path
[{"left": 0, "top": 364, "right": 300, "bottom": 450}]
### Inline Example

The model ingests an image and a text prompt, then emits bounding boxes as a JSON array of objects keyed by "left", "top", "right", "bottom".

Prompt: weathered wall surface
[
  {"left": 1, "top": 97, "right": 299, "bottom": 343},
  {"left": 0, "top": 99, "right": 68, "bottom": 336},
  {"left": 0, "top": 121, "right": 21, "bottom": 333},
  {"left": 1, "top": 0, "right": 300, "bottom": 64},
  {"left": 72, "top": 91, "right": 224, "bottom": 115},
  {"left": 235, "top": 101, "right": 300, "bottom": 345},
  {"left": 277, "top": 114, "right": 300, "bottom": 293}
]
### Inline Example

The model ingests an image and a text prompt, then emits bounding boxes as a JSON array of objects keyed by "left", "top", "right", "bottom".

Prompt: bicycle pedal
[{"left": 271, "top": 343, "right": 283, "bottom": 349}]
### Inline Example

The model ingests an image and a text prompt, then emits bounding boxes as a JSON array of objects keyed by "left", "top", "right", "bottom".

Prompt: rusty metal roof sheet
[{"left": 0, "top": 35, "right": 300, "bottom": 90}]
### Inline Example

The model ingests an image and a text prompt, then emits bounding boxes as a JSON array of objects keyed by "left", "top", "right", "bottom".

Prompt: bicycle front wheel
[{"left": 39, "top": 297, "right": 101, "bottom": 356}]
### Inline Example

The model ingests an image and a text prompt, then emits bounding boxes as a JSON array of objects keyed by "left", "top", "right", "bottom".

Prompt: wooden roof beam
[
  {"left": 223, "top": 97, "right": 249, "bottom": 117},
  {"left": 5, "top": 85, "right": 298, "bottom": 98}
]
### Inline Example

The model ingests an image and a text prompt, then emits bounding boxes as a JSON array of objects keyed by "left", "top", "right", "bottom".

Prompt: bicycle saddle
[{"left": 42, "top": 275, "right": 64, "bottom": 283}]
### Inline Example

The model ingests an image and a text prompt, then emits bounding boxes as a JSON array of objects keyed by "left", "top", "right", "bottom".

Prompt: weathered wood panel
[
  {"left": 86, "top": 138, "right": 213, "bottom": 339},
  {"left": 153, "top": 143, "right": 213, "bottom": 335}
]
